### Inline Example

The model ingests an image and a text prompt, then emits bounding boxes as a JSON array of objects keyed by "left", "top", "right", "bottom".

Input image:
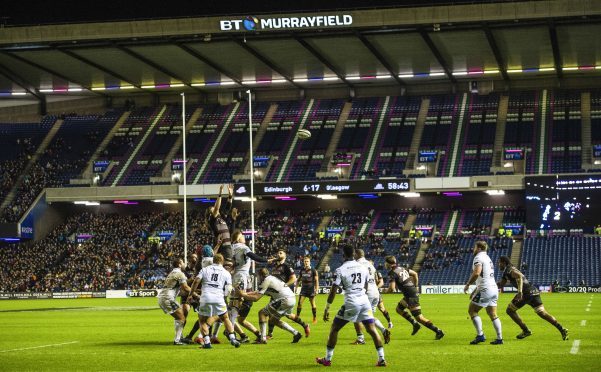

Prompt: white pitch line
[
  {"left": 585, "top": 308, "right": 590, "bottom": 312},
  {"left": 0, "top": 341, "right": 79, "bottom": 353},
  {"left": 580, "top": 320, "right": 587, "bottom": 326},
  {"left": 570, "top": 340, "right": 580, "bottom": 355}
]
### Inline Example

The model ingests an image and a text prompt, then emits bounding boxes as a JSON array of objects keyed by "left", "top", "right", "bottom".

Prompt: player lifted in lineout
[
  {"left": 238, "top": 268, "right": 308, "bottom": 344},
  {"left": 157, "top": 258, "right": 192, "bottom": 345},
  {"left": 317, "top": 245, "right": 387, "bottom": 367},
  {"left": 187, "top": 253, "right": 240, "bottom": 349},
  {"left": 295, "top": 256, "right": 319, "bottom": 324},
  {"left": 384, "top": 256, "right": 444, "bottom": 340},
  {"left": 464, "top": 241, "right": 503, "bottom": 345},
  {"left": 497, "top": 256, "right": 568, "bottom": 340}
]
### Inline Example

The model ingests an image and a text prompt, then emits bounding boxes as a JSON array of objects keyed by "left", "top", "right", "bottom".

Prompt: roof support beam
[
  {"left": 1, "top": 51, "right": 107, "bottom": 96},
  {"left": 418, "top": 29, "right": 457, "bottom": 84},
  {"left": 174, "top": 43, "right": 245, "bottom": 87},
  {"left": 293, "top": 36, "right": 353, "bottom": 88},
  {"left": 548, "top": 22, "right": 564, "bottom": 79},
  {"left": 115, "top": 45, "right": 206, "bottom": 93},
  {"left": 482, "top": 25, "right": 510, "bottom": 82},
  {"left": 56, "top": 47, "right": 143, "bottom": 89},
  {"left": 0, "top": 61, "right": 43, "bottom": 100},
  {"left": 355, "top": 32, "right": 405, "bottom": 87},
  {"left": 232, "top": 38, "right": 303, "bottom": 89}
]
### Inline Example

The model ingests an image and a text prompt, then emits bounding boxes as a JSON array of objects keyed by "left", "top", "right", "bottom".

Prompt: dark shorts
[
  {"left": 512, "top": 293, "right": 543, "bottom": 309},
  {"left": 402, "top": 286, "right": 420, "bottom": 308},
  {"left": 220, "top": 244, "right": 232, "bottom": 262},
  {"left": 300, "top": 287, "right": 315, "bottom": 298},
  {"left": 239, "top": 299, "right": 253, "bottom": 318}
]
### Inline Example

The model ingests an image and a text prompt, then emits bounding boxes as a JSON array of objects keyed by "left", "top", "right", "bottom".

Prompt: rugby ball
[{"left": 297, "top": 129, "right": 312, "bottom": 140}]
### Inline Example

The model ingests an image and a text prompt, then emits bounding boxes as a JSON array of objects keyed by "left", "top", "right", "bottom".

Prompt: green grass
[{"left": 0, "top": 293, "right": 598, "bottom": 371}]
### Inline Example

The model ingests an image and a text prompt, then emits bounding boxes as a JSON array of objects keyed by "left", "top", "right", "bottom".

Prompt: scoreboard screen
[
  {"left": 525, "top": 175, "right": 601, "bottom": 231},
  {"left": 234, "top": 179, "right": 410, "bottom": 197}
]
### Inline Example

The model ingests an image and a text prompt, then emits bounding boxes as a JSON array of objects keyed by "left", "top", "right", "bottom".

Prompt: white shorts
[
  {"left": 336, "top": 296, "right": 374, "bottom": 323},
  {"left": 198, "top": 299, "right": 228, "bottom": 317},
  {"left": 264, "top": 296, "right": 296, "bottom": 320},
  {"left": 158, "top": 297, "right": 181, "bottom": 315},
  {"left": 233, "top": 272, "right": 252, "bottom": 291},
  {"left": 471, "top": 287, "right": 499, "bottom": 308}
]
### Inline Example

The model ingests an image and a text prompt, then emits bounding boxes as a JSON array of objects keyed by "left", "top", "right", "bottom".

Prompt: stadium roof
[{"left": 0, "top": 0, "right": 600, "bottom": 98}]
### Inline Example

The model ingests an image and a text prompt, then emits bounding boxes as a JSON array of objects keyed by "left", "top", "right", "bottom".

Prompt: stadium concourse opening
[{"left": 0, "top": 1, "right": 601, "bottom": 370}]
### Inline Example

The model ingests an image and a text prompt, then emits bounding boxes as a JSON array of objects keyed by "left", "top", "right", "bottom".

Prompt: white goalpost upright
[
  {"left": 247, "top": 90, "right": 256, "bottom": 254},
  {"left": 181, "top": 93, "right": 188, "bottom": 265}
]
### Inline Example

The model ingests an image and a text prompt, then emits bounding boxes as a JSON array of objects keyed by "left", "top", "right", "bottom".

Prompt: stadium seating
[
  {"left": 521, "top": 236, "right": 601, "bottom": 286},
  {"left": 419, "top": 236, "right": 513, "bottom": 285}
]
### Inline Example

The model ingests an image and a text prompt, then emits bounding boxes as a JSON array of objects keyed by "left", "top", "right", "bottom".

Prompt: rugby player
[
  {"left": 351, "top": 250, "right": 391, "bottom": 345},
  {"left": 157, "top": 258, "right": 192, "bottom": 345},
  {"left": 267, "top": 248, "right": 304, "bottom": 338},
  {"left": 238, "top": 268, "right": 307, "bottom": 344},
  {"left": 183, "top": 247, "right": 214, "bottom": 343},
  {"left": 374, "top": 265, "right": 393, "bottom": 329},
  {"left": 497, "top": 256, "right": 568, "bottom": 340},
  {"left": 230, "top": 231, "right": 274, "bottom": 342},
  {"left": 187, "top": 253, "right": 240, "bottom": 349},
  {"left": 317, "top": 245, "right": 387, "bottom": 367},
  {"left": 207, "top": 184, "right": 234, "bottom": 264},
  {"left": 463, "top": 241, "right": 503, "bottom": 345},
  {"left": 384, "top": 256, "right": 444, "bottom": 340},
  {"left": 295, "top": 256, "right": 319, "bottom": 324}
]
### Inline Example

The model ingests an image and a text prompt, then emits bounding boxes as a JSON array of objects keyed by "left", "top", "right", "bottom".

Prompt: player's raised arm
[{"left": 212, "top": 185, "right": 224, "bottom": 217}]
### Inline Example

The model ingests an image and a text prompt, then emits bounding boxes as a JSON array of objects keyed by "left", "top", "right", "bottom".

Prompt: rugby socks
[
  {"left": 471, "top": 315, "right": 484, "bottom": 336},
  {"left": 400, "top": 310, "right": 418, "bottom": 325},
  {"left": 374, "top": 319, "right": 387, "bottom": 333},
  {"left": 423, "top": 321, "right": 440, "bottom": 333},
  {"left": 230, "top": 307, "right": 239, "bottom": 326},
  {"left": 260, "top": 322, "right": 268, "bottom": 341},
  {"left": 186, "top": 320, "right": 200, "bottom": 339},
  {"left": 211, "top": 321, "right": 222, "bottom": 338},
  {"left": 228, "top": 332, "right": 237, "bottom": 342},
  {"left": 356, "top": 332, "right": 365, "bottom": 342},
  {"left": 204, "top": 335, "right": 211, "bottom": 345},
  {"left": 174, "top": 320, "right": 185, "bottom": 342},
  {"left": 292, "top": 317, "right": 308, "bottom": 328},
  {"left": 381, "top": 310, "right": 391, "bottom": 323},
  {"left": 326, "top": 347, "right": 335, "bottom": 361},
  {"left": 312, "top": 307, "right": 317, "bottom": 319},
  {"left": 492, "top": 317, "right": 503, "bottom": 340},
  {"left": 296, "top": 306, "right": 302, "bottom": 317},
  {"left": 267, "top": 323, "right": 275, "bottom": 337},
  {"left": 278, "top": 321, "right": 299, "bottom": 336},
  {"left": 376, "top": 346, "right": 385, "bottom": 361}
]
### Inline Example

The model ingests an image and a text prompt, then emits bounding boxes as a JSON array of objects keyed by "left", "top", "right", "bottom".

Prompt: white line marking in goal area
[
  {"left": 0, "top": 341, "right": 79, "bottom": 353},
  {"left": 570, "top": 340, "right": 581, "bottom": 355},
  {"left": 581, "top": 320, "right": 587, "bottom": 326}
]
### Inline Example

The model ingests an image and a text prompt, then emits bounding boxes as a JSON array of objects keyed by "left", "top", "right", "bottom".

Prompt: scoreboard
[{"left": 234, "top": 179, "right": 410, "bottom": 197}]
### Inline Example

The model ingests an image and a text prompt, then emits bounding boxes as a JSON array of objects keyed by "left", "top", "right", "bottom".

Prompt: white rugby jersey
[
  {"left": 473, "top": 251, "right": 496, "bottom": 290},
  {"left": 201, "top": 257, "right": 213, "bottom": 269},
  {"left": 232, "top": 242, "right": 252, "bottom": 275},
  {"left": 196, "top": 264, "right": 232, "bottom": 299},
  {"left": 356, "top": 257, "right": 379, "bottom": 298},
  {"left": 158, "top": 268, "right": 187, "bottom": 299},
  {"left": 334, "top": 260, "right": 369, "bottom": 300},
  {"left": 259, "top": 275, "right": 295, "bottom": 301}
]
